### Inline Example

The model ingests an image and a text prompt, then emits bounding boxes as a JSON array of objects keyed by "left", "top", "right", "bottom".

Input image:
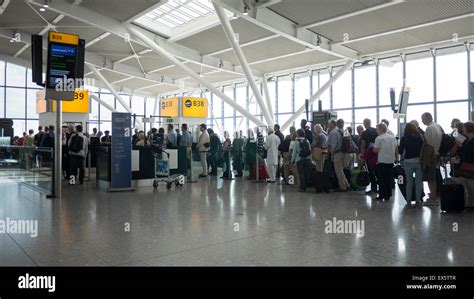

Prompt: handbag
[
  {"left": 420, "top": 142, "right": 435, "bottom": 166},
  {"left": 356, "top": 165, "right": 370, "bottom": 187},
  {"left": 312, "top": 147, "right": 326, "bottom": 161}
]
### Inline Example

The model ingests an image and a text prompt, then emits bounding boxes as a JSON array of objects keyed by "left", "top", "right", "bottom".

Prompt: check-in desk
[{"left": 96, "top": 146, "right": 181, "bottom": 189}]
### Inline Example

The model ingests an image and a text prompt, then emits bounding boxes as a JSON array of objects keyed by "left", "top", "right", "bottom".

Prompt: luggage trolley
[{"left": 152, "top": 151, "right": 184, "bottom": 190}]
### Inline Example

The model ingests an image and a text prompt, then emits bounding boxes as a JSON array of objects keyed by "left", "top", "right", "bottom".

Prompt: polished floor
[{"left": 0, "top": 173, "right": 473, "bottom": 267}]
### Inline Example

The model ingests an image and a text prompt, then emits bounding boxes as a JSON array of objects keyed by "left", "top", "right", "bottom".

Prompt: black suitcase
[
  {"left": 312, "top": 169, "right": 331, "bottom": 193},
  {"left": 440, "top": 179, "right": 465, "bottom": 212},
  {"left": 323, "top": 157, "right": 338, "bottom": 189}
]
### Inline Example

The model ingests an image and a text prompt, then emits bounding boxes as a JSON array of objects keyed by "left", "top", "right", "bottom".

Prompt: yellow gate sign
[
  {"left": 160, "top": 97, "right": 179, "bottom": 118},
  {"left": 52, "top": 89, "right": 89, "bottom": 113},
  {"left": 182, "top": 97, "right": 208, "bottom": 118},
  {"left": 49, "top": 32, "right": 79, "bottom": 45}
]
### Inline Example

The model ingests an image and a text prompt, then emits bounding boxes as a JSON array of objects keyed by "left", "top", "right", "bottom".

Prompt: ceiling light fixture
[
  {"left": 43, "top": 0, "right": 49, "bottom": 7},
  {"left": 39, "top": 7, "right": 45, "bottom": 11}
]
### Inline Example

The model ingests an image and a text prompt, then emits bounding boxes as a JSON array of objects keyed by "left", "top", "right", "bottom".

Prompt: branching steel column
[
  {"left": 261, "top": 77, "right": 275, "bottom": 125},
  {"left": 282, "top": 60, "right": 354, "bottom": 131},
  {"left": 127, "top": 26, "right": 266, "bottom": 128},
  {"left": 212, "top": 1, "right": 273, "bottom": 126},
  {"left": 88, "top": 64, "right": 143, "bottom": 129}
]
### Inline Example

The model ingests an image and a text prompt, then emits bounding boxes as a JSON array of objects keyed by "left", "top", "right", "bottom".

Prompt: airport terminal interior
[{"left": 0, "top": 0, "right": 473, "bottom": 267}]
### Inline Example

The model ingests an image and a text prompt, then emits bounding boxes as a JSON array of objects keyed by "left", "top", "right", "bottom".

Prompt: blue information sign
[{"left": 110, "top": 112, "right": 133, "bottom": 191}]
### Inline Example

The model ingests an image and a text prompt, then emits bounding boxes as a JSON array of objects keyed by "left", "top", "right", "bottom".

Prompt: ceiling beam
[
  {"left": 0, "top": 27, "right": 198, "bottom": 89},
  {"left": 85, "top": 32, "right": 111, "bottom": 48},
  {"left": 27, "top": 0, "right": 263, "bottom": 77},
  {"left": 214, "top": 0, "right": 360, "bottom": 61},
  {"left": 336, "top": 13, "right": 474, "bottom": 45},
  {"left": 298, "top": 0, "right": 405, "bottom": 29},
  {"left": 13, "top": 0, "right": 82, "bottom": 58}
]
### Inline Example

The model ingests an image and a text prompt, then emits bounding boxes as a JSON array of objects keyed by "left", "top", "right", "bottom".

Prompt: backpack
[
  {"left": 278, "top": 136, "right": 291, "bottom": 152},
  {"left": 304, "top": 128, "right": 313, "bottom": 144},
  {"left": 69, "top": 134, "right": 84, "bottom": 153},
  {"left": 439, "top": 133, "right": 456, "bottom": 156},
  {"left": 298, "top": 139, "right": 311, "bottom": 158},
  {"left": 340, "top": 131, "right": 356, "bottom": 153}
]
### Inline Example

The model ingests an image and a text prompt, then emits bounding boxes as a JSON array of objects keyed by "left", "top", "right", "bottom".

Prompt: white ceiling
[{"left": 0, "top": 0, "right": 472, "bottom": 98}]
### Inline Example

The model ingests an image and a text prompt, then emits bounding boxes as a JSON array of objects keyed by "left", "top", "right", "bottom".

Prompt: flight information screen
[{"left": 46, "top": 43, "right": 77, "bottom": 89}]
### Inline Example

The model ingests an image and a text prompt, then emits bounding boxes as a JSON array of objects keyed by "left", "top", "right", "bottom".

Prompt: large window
[
  {"left": 145, "top": 97, "right": 156, "bottom": 117},
  {"left": 313, "top": 71, "right": 331, "bottom": 110},
  {"left": 294, "top": 73, "right": 310, "bottom": 112},
  {"left": 355, "top": 108, "right": 376, "bottom": 127},
  {"left": 406, "top": 54, "right": 433, "bottom": 103},
  {"left": 0, "top": 87, "right": 4, "bottom": 118},
  {"left": 1, "top": 45, "right": 470, "bottom": 141},
  {"left": 436, "top": 49, "right": 468, "bottom": 101},
  {"left": 0, "top": 61, "right": 5, "bottom": 86},
  {"left": 406, "top": 104, "right": 434, "bottom": 131},
  {"left": 332, "top": 67, "right": 352, "bottom": 109},
  {"left": 6, "top": 63, "right": 25, "bottom": 87},
  {"left": 223, "top": 85, "right": 234, "bottom": 117},
  {"left": 99, "top": 93, "right": 114, "bottom": 121},
  {"left": 213, "top": 89, "right": 223, "bottom": 118},
  {"left": 5, "top": 88, "right": 25, "bottom": 118},
  {"left": 90, "top": 93, "right": 99, "bottom": 121},
  {"left": 354, "top": 64, "right": 376, "bottom": 107},
  {"left": 436, "top": 102, "right": 469, "bottom": 133},
  {"left": 267, "top": 79, "right": 276, "bottom": 119},
  {"left": 334, "top": 109, "right": 352, "bottom": 127},
  {"left": 26, "top": 89, "right": 38, "bottom": 119},
  {"left": 131, "top": 95, "right": 145, "bottom": 116},
  {"left": 379, "top": 57, "right": 403, "bottom": 106},
  {"left": 235, "top": 84, "right": 247, "bottom": 116},
  {"left": 277, "top": 76, "right": 292, "bottom": 113}
]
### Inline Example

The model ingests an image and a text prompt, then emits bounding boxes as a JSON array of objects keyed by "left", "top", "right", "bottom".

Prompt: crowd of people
[
  {"left": 188, "top": 113, "right": 474, "bottom": 211},
  {"left": 8, "top": 112, "right": 474, "bottom": 210}
]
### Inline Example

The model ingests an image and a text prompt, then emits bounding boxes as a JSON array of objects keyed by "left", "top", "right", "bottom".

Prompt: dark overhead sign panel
[{"left": 45, "top": 32, "right": 80, "bottom": 100}]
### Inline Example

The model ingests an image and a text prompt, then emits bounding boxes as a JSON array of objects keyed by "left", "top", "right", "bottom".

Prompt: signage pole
[{"left": 54, "top": 99, "right": 62, "bottom": 198}]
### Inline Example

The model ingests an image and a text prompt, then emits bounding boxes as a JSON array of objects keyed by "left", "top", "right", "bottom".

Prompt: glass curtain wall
[{"left": 2, "top": 45, "right": 471, "bottom": 138}]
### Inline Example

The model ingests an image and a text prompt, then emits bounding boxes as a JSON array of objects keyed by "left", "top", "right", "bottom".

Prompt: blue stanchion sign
[{"left": 110, "top": 112, "right": 133, "bottom": 191}]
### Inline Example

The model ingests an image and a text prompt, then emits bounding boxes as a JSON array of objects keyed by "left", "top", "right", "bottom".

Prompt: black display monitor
[{"left": 398, "top": 88, "right": 410, "bottom": 115}]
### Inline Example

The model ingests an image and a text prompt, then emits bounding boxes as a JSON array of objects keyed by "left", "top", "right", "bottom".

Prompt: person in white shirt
[
  {"left": 381, "top": 119, "right": 395, "bottom": 136},
  {"left": 196, "top": 124, "right": 210, "bottom": 178},
  {"left": 264, "top": 127, "right": 281, "bottom": 183},
  {"left": 373, "top": 123, "right": 398, "bottom": 201},
  {"left": 422, "top": 112, "right": 443, "bottom": 205}
]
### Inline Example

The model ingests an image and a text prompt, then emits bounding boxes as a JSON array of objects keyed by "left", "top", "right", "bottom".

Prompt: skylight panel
[{"left": 134, "top": 0, "right": 216, "bottom": 30}]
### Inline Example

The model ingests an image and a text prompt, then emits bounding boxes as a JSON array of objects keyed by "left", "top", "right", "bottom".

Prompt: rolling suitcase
[
  {"left": 251, "top": 163, "right": 269, "bottom": 180},
  {"left": 312, "top": 168, "right": 331, "bottom": 193},
  {"left": 440, "top": 175, "right": 465, "bottom": 213}
]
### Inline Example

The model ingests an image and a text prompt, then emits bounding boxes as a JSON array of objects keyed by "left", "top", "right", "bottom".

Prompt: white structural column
[
  {"left": 261, "top": 77, "right": 274, "bottom": 124},
  {"left": 127, "top": 26, "right": 266, "bottom": 128},
  {"left": 281, "top": 60, "right": 354, "bottom": 131},
  {"left": 88, "top": 64, "right": 143, "bottom": 129},
  {"left": 90, "top": 94, "right": 116, "bottom": 113},
  {"left": 212, "top": 1, "right": 273, "bottom": 126},
  {"left": 151, "top": 96, "right": 158, "bottom": 128}
]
